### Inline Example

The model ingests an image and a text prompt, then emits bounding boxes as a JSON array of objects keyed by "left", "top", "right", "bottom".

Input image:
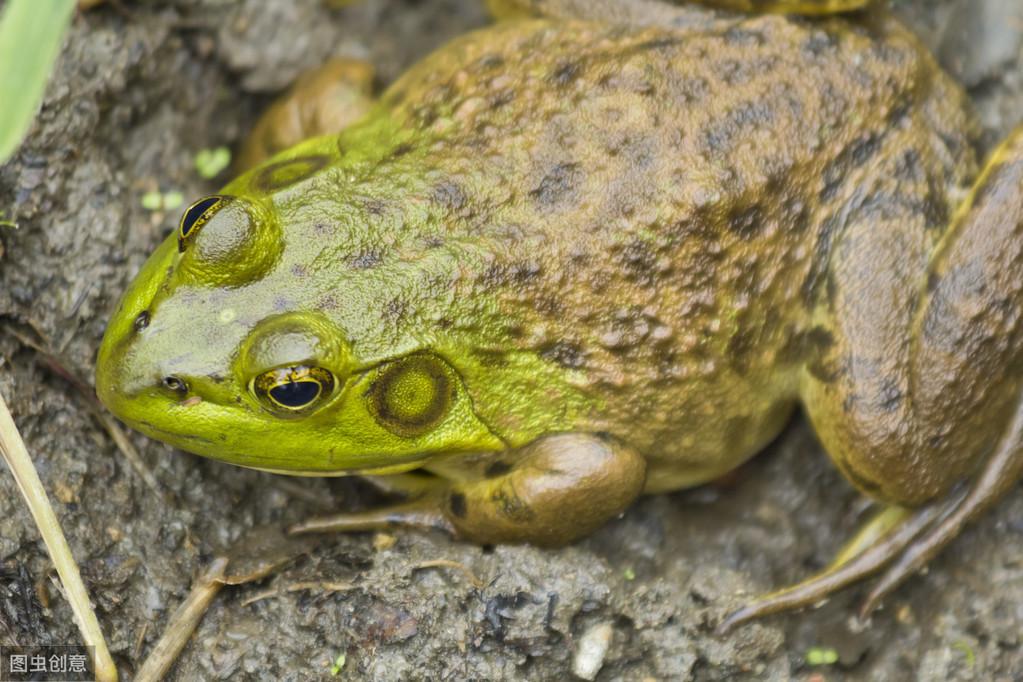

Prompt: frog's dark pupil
[
  {"left": 270, "top": 380, "right": 320, "bottom": 408},
  {"left": 180, "top": 196, "right": 221, "bottom": 238}
]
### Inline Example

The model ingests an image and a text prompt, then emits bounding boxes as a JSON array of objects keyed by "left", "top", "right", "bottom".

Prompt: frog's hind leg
[
  {"left": 485, "top": 0, "right": 869, "bottom": 21},
  {"left": 235, "top": 58, "right": 376, "bottom": 171},
  {"left": 291, "top": 433, "right": 647, "bottom": 547},
  {"left": 725, "top": 127, "right": 1023, "bottom": 630}
]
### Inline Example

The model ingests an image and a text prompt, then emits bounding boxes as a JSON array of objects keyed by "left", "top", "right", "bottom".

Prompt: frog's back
[{"left": 370, "top": 13, "right": 979, "bottom": 485}]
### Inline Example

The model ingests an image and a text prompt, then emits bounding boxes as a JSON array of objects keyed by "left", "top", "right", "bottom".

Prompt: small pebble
[{"left": 572, "top": 622, "right": 613, "bottom": 680}]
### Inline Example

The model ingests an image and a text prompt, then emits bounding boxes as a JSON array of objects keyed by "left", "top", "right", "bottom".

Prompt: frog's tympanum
[{"left": 96, "top": 0, "right": 1023, "bottom": 628}]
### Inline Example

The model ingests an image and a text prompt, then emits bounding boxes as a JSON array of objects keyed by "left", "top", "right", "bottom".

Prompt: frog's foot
[
  {"left": 720, "top": 391, "right": 1023, "bottom": 633},
  {"left": 689, "top": 0, "right": 871, "bottom": 14},
  {"left": 236, "top": 57, "right": 376, "bottom": 171},
  {"left": 290, "top": 433, "right": 647, "bottom": 547}
]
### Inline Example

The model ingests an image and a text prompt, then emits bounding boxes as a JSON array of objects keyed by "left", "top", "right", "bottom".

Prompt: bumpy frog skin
[{"left": 96, "top": 0, "right": 1023, "bottom": 627}]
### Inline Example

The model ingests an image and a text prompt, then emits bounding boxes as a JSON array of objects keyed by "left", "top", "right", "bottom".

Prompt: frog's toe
[
  {"left": 859, "top": 404, "right": 1023, "bottom": 616},
  {"left": 288, "top": 496, "right": 455, "bottom": 537},
  {"left": 716, "top": 499, "right": 951, "bottom": 634},
  {"left": 721, "top": 392, "right": 1023, "bottom": 634}
]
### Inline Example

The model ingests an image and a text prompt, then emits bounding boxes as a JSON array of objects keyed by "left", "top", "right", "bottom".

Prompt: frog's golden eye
[
  {"left": 253, "top": 365, "right": 335, "bottom": 413},
  {"left": 178, "top": 195, "right": 232, "bottom": 252},
  {"left": 367, "top": 355, "right": 455, "bottom": 438}
]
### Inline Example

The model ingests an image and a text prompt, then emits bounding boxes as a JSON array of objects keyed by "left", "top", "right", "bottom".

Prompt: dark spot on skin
[
  {"left": 390, "top": 142, "right": 413, "bottom": 159},
  {"left": 477, "top": 54, "right": 504, "bottom": 70},
  {"left": 448, "top": 492, "right": 467, "bottom": 519},
  {"left": 491, "top": 488, "right": 535, "bottom": 523},
  {"left": 807, "top": 350, "right": 843, "bottom": 384},
  {"left": 481, "top": 260, "right": 543, "bottom": 287},
  {"left": 726, "top": 328, "right": 756, "bottom": 374},
  {"left": 723, "top": 27, "right": 765, "bottom": 46},
  {"left": 362, "top": 199, "right": 387, "bottom": 216},
  {"left": 727, "top": 204, "right": 765, "bottom": 240},
  {"left": 348, "top": 249, "right": 383, "bottom": 269},
  {"left": 927, "top": 271, "right": 941, "bottom": 292},
  {"left": 432, "top": 180, "right": 466, "bottom": 212},
  {"left": 530, "top": 163, "right": 583, "bottom": 209},
  {"left": 820, "top": 134, "right": 884, "bottom": 202},
  {"left": 550, "top": 59, "right": 582, "bottom": 86},
  {"left": 472, "top": 349, "right": 509, "bottom": 368},
  {"left": 614, "top": 238, "right": 659, "bottom": 285},
  {"left": 383, "top": 298, "right": 409, "bottom": 324},
  {"left": 628, "top": 37, "right": 686, "bottom": 54},
  {"left": 488, "top": 89, "right": 516, "bottom": 110},
  {"left": 886, "top": 95, "right": 913, "bottom": 129},
  {"left": 702, "top": 101, "right": 774, "bottom": 157},
  {"left": 539, "top": 341, "right": 585, "bottom": 369},
  {"left": 802, "top": 30, "right": 836, "bottom": 56},
  {"left": 777, "top": 326, "right": 834, "bottom": 364},
  {"left": 801, "top": 192, "right": 864, "bottom": 305},
  {"left": 290, "top": 264, "right": 307, "bottom": 278},
  {"left": 133, "top": 310, "right": 150, "bottom": 332},
  {"left": 253, "top": 155, "right": 330, "bottom": 192},
  {"left": 484, "top": 461, "right": 512, "bottom": 479},
  {"left": 878, "top": 378, "right": 904, "bottom": 412}
]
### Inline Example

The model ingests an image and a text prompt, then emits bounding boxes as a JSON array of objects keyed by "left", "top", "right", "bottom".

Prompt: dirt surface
[{"left": 0, "top": 0, "right": 1021, "bottom": 680}]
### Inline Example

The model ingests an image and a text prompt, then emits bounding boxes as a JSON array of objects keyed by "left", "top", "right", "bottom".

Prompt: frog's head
[{"left": 96, "top": 151, "right": 504, "bottom": 474}]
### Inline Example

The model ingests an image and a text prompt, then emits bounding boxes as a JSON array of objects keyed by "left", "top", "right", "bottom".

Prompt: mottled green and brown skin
[{"left": 96, "top": 0, "right": 1023, "bottom": 626}]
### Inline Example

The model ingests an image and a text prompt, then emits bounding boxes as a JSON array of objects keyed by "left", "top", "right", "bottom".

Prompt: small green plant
[{"left": 0, "top": 0, "right": 77, "bottom": 164}]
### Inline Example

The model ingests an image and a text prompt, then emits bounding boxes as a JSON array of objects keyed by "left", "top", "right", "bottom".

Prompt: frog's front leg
[
  {"left": 724, "top": 127, "right": 1023, "bottom": 630},
  {"left": 235, "top": 57, "right": 376, "bottom": 171},
  {"left": 291, "top": 433, "right": 647, "bottom": 547}
]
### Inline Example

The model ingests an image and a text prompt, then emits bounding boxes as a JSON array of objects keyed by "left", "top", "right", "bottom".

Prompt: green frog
[{"left": 94, "top": 0, "right": 1023, "bottom": 629}]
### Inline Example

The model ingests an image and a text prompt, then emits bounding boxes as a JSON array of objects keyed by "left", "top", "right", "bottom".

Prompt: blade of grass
[
  {"left": 0, "top": 0, "right": 77, "bottom": 164},
  {"left": 0, "top": 391, "right": 117, "bottom": 681}
]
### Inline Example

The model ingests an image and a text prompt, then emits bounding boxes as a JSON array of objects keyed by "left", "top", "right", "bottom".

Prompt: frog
[{"left": 94, "top": 0, "right": 1023, "bottom": 630}]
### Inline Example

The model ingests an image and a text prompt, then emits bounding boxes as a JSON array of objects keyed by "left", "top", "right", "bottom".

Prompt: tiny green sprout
[
  {"left": 195, "top": 146, "right": 232, "bottom": 179},
  {"left": 142, "top": 190, "right": 185, "bottom": 212},
  {"left": 623, "top": 567, "right": 636, "bottom": 581},
  {"left": 952, "top": 640, "right": 976, "bottom": 669},
  {"left": 805, "top": 646, "right": 839, "bottom": 666},
  {"left": 163, "top": 191, "right": 184, "bottom": 210},
  {"left": 330, "top": 653, "right": 347, "bottom": 676}
]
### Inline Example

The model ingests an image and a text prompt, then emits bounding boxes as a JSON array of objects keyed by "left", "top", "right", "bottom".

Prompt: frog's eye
[
  {"left": 252, "top": 365, "right": 335, "bottom": 414},
  {"left": 178, "top": 195, "right": 232, "bottom": 252},
  {"left": 367, "top": 355, "right": 455, "bottom": 438}
]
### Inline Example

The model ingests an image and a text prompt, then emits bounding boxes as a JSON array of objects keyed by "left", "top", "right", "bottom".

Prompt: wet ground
[{"left": 0, "top": 0, "right": 1021, "bottom": 679}]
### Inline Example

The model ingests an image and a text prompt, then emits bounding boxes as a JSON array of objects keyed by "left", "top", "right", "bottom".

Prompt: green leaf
[
  {"left": 805, "top": 646, "right": 839, "bottom": 666},
  {"left": 195, "top": 146, "right": 232, "bottom": 179},
  {"left": 0, "top": 0, "right": 77, "bottom": 165},
  {"left": 330, "top": 653, "right": 347, "bottom": 676}
]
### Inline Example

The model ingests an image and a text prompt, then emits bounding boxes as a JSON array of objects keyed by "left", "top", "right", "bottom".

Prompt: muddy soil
[{"left": 0, "top": 0, "right": 1021, "bottom": 680}]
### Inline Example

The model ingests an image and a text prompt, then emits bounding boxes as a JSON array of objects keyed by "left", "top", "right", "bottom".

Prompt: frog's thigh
[
  {"left": 485, "top": 0, "right": 715, "bottom": 28},
  {"left": 291, "top": 433, "right": 647, "bottom": 546},
  {"left": 236, "top": 57, "right": 376, "bottom": 171},
  {"left": 726, "top": 127, "right": 1023, "bottom": 627},
  {"left": 486, "top": 0, "right": 868, "bottom": 21}
]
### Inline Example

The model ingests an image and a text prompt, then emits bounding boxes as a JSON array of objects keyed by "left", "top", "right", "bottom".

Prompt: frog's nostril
[
  {"left": 133, "top": 310, "right": 151, "bottom": 332},
  {"left": 162, "top": 375, "right": 188, "bottom": 394}
]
